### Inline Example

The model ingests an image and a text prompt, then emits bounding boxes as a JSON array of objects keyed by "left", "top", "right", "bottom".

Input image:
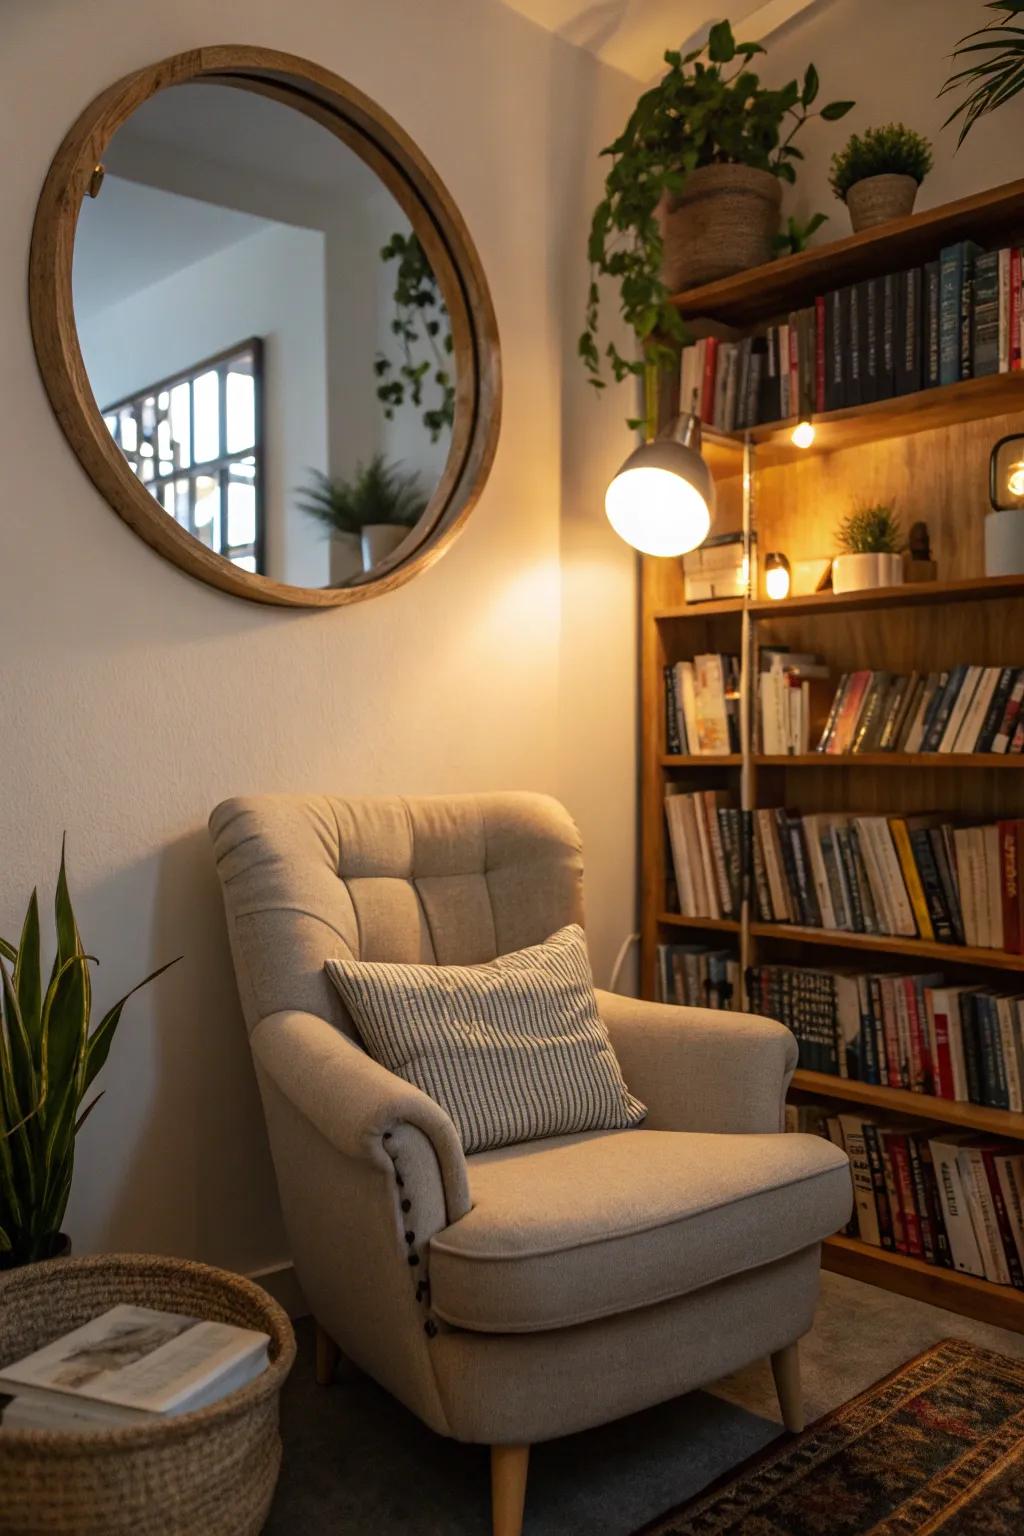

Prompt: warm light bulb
[
  {"left": 1007, "top": 461, "right": 1024, "bottom": 498},
  {"left": 791, "top": 419, "right": 816, "bottom": 450},
  {"left": 605, "top": 466, "right": 711, "bottom": 557},
  {"left": 765, "top": 563, "right": 791, "bottom": 600}
]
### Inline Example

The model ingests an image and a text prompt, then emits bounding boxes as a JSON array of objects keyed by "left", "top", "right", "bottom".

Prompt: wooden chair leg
[
  {"left": 491, "top": 1444, "right": 530, "bottom": 1536},
  {"left": 770, "top": 1341, "right": 805, "bottom": 1433},
  {"left": 314, "top": 1321, "right": 340, "bottom": 1386}
]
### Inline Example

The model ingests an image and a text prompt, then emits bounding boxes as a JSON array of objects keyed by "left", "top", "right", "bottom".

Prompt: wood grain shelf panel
[
  {"left": 669, "top": 176, "right": 1024, "bottom": 327},
  {"left": 754, "top": 754, "right": 1024, "bottom": 769},
  {"left": 750, "top": 922, "right": 1024, "bottom": 971},
  {"left": 657, "top": 912, "right": 741, "bottom": 933},
  {"left": 821, "top": 1234, "right": 1024, "bottom": 1334},
  {"left": 662, "top": 754, "right": 743, "bottom": 767},
  {"left": 654, "top": 598, "right": 745, "bottom": 621},
  {"left": 748, "top": 573, "right": 1024, "bottom": 617},
  {"left": 790, "top": 1069, "right": 1024, "bottom": 1140}
]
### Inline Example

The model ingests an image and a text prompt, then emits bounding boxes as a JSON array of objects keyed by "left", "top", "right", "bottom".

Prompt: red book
[
  {"left": 928, "top": 990, "right": 956, "bottom": 1100},
  {"left": 1012, "top": 250, "right": 1022, "bottom": 372},
  {"left": 700, "top": 337, "right": 719, "bottom": 422},
  {"left": 827, "top": 670, "right": 872, "bottom": 754},
  {"left": 886, "top": 1132, "right": 924, "bottom": 1257},
  {"left": 1000, "top": 820, "right": 1022, "bottom": 954},
  {"left": 815, "top": 295, "right": 826, "bottom": 411}
]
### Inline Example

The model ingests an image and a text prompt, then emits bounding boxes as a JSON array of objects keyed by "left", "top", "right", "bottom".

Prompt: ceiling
[{"left": 501, "top": 0, "right": 821, "bottom": 79}]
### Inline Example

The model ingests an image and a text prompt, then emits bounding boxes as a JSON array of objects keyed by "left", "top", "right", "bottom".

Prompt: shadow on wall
[{"left": 69, "top": 824, "right": 285, "bottom": 1269}]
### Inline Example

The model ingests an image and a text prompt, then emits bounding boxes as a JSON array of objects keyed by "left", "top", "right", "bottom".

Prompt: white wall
[
  {"left": 76, "top": 205, "right": 331, "bottom": 587},
  {"left": 0, "top": 0, "right": 638, "bottom": 1275}
]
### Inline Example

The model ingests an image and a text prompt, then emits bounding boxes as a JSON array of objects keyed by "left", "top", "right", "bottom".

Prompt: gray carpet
[{"left": 265, "top": 1271, "right": 1024, "bottom": 1535}]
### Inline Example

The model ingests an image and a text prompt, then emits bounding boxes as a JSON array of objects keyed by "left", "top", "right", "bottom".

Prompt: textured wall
[{"left": 0, "top": 0, "right": 637, "bottom": 1271}]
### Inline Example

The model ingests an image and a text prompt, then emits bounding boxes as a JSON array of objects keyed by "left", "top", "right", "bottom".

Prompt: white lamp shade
[{"left": 604, "top": 439, "right": 715, "bottom": 558}]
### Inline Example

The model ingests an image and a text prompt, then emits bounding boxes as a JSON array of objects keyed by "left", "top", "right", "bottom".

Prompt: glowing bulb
[
  {"left": 1007, "top": 461, "right": 1024, "bottom": 498},
  {"left": 791, "top": 419, "right": 816, "bottom": 450},
  {"left": 764, "top": 552, "right": 791, "bottom": 601},
  {"left": 605, "top": 466, "right": 711, "bottom": 557}
]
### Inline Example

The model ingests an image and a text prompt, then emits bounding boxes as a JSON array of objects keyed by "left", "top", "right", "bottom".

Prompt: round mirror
[{"left": 30, "top": 48, "right": 500, "bottom": 607}]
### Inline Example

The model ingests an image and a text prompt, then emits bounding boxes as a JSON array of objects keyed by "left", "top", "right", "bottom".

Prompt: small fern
[{"left": 835, "top": 504, "right": 903, "bottom": 554}]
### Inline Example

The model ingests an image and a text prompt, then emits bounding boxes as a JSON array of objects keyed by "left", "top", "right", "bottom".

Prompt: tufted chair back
[{"left": 209, "top": 792, "right": 585, "bottom": 1038}]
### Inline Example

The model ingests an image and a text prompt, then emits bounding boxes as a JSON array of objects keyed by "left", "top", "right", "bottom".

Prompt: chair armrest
[
  {"left": 596, "top": 989, "right": 797, "bottom": 1134},
  {"left": 251, "top": 1009, "right": 471, "bottom": 1222}
]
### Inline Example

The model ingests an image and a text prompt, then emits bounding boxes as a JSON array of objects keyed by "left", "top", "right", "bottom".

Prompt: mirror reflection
[{"left": 73, "top": 82, "right": 454, "bottom": 587}]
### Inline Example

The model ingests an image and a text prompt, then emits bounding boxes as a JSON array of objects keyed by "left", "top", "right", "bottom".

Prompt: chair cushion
[
  {"left": 325, "top": 925, "right": 646, "bottom": 1155},
  {"left": 429, "top": 1129, "right": 851, "bottom": 1333}
]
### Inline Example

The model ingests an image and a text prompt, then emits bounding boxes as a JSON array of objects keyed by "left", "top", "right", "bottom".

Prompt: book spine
[
  {"left": 939, "top": 244, "right": 964, "bottom": 386},
  {"left": 923, "top": 259, "right": 941, "bottom": 388},
  {"left": 910, "top": 828, "right": 954, "bottom": 942},
  {"left": 906, "top": 1135, "right": 936, "bottom": 1263},
  {"left": 977, "top": 667, "right": 1016, "bottom": 752},
  {"left": 881, "top": 273, "right": 897, "bottom": 396},
  {"left": 826, "top": 289, "right": 844, "bottom": 410},
  {"left": 896, "top": 267, "right": 922, "bottom": 395},
  {"left": 862, "top": 1122, "right": 895, "bottom": 1251},
  {"left": 814, "top": 295, "right": 826, "bottom": 411},
  {"left": 700, "top": 337, "right": 719, "bottom": 422},
  {"left": 917, "top": 1138, "right": 954, "bottom": 1268},
  {"left": 664, "top": 667, "right": 682, "bottom": 755}
]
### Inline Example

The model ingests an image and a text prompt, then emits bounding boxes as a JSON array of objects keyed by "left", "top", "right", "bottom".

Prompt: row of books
[
  {"left": 752, "top": 808, "right": 1024, "bottom": 953},
  {"left": 679, "top": 240, "right": 1024, "bottom": 432},
  {"left": 759, "top": 648, "right": 829, "bottom": 756},
  {"left": 793, "top": 1105, "right": 1024, "bottom": 1287},
  {"left": 751, "top": 963, "right": 1024, "bottom": 1109},
  {"left": 664, "top": 654, "right": 741, "bottom": 756},
  {"left": 655, "top": 944, "right": 739, "bottom": 1010},
  {"left": 665, "top": 790, "right": 742, "bottom": 920},
  {"left": 817, "top": 666, "right": 1024, "bottom": 757}
]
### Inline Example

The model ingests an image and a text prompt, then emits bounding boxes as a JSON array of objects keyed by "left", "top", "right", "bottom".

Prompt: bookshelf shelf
[
  {"left": 749, "top": 921, "right": 1024, "bottom": 972},
  {"left": 754, "top": 753, "right": 1024, "bottom": 769},
  {"left": 791, "top": 1069, "right": 1024, "bottom": 1140},
  {"left": 821, "top": 1234, "right": 1024, "bottom": 1334},
  {"left": 642, "top": 176, "right": 1024, "bottom": 1332}
]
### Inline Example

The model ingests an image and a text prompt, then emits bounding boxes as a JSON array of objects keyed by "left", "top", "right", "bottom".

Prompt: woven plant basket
[
  {"left": 845, "top": 173, "right": 918, "bottom": 232},
  {"left": 662, "top": 163, "right": 781, "bottom": 290},
  {"left": 0, "top": 1253, "right": 295, "bottom": 1536}
]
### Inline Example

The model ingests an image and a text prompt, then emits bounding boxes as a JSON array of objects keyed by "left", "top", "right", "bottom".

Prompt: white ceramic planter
[
  {"left": 985, "top": 509, "right": 1024, "bottom": 576},
  {"left": 329, "top": 533, "right": 361, "bottom": 586},
  {"left": 361, "top": 522, "right": 408, "bottom": 573},
  {"left": 832, "top": 552, "right": 903, "bottom": 595}
]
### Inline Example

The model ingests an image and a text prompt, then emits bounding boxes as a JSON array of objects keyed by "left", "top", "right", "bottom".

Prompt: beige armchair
[{"left": 209, "top": 791, "right": 850, "bottom": 1536}]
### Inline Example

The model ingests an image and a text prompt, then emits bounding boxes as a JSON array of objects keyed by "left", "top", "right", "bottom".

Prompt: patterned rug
[{"left": 637, "top": 1339, "right": 1024, "bottom": 1536}]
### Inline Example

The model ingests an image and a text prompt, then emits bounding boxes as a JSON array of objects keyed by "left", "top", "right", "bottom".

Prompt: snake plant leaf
[
  {"left": 74, "top": 1092, "right": 104, "bottom": 1136},
  {"left": 0, "top": 956, "right": 37, "bottom": 1126},
  {"left": 39, "top": 954, "right": 94, "bottom": 1137},
  {"left": 83, "top": 956, "right": 181, "bottom": 1094},
  {"left": 0, "top": 938, "right": 15, "bottom": 965},
  {"left": 0, "top": 1222, "right": 10, "bottom": 1253},
  {"left": 14, "top": 889, "right": 42, "bottom": 1064}
]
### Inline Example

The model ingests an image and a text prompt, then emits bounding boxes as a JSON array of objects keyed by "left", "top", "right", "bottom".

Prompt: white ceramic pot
[
  {"left": 845, "top": 174, "right": 918, "bottom": 233},
  {"left": 832, "top": 552, "right": 903, "bottom": 594},
  {"left": 361, "top": 522, "right": 408, "bottom": 572},
  {"left": 329, "top": 532, "right": 361, "bottom": 586},
  {"left": 985, "top": 509, "right": 1024, "bottom": 576}
]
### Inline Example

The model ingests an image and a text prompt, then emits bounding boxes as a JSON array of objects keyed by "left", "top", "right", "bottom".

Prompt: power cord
[{"left": 607, "top": 932, "right": 641, "bottom": 995}]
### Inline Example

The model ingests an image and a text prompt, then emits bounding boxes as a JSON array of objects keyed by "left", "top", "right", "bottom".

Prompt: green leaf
[
  {"left": 14, "top": 890, "right": 42, "bottom": 1063},
  {"left": 802, "top": 63, "right": 819, "bottom": 106},
  {"left": 83, "top": 956, "right": 181, "bottom": 1094},
  {"left": 0, "top": 1222, "right": 10, "bottom": 1253},
  {"left": 74, "top": 1092, "right": 104, "bottom": 1135},
  {"left": 821, "top": 100, "right": 856, "bottom": 120},
  {"left": 0, "top": 938, "right": 15, "bottom": 965},
  {"left": 707, "top": 20, "right": 736, "bottom": 63},
  {"left": 39, "top": 954, "right": 94, "bottom": 1145}
]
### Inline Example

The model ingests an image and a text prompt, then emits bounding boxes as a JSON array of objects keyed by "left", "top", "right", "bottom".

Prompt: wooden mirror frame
[{"left": 29, "top": 45, "right": 501, "bottom": 608}]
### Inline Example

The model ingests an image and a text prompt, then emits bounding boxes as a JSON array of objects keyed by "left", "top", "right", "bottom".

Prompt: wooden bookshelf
[{"left": 641, "top": 177, "right": 1024, "bottom": 1332}]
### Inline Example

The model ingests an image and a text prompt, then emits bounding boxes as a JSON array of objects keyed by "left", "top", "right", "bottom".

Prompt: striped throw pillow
[{"left": 325, "top": 924, "right": 646, "bottom": 1154}]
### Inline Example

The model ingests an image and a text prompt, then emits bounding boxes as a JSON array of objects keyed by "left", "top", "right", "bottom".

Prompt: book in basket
[{"left": 0, "top": 1303, "right": 269, "bottom": 1432}]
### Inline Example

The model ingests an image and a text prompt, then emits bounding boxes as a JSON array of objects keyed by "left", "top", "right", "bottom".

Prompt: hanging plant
[
  {"left": 941, "top": 2, "right": 1024, "bottom": 147},
  {"left": 374, "top": 232, "right": 455, "bottom": 443},
  {"left": 580, "top": 19, "right": 853, "bottom": 431}
]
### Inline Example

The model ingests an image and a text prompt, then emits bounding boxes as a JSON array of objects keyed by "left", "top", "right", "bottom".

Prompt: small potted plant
[
  {"left": 296, "top": 455, "right": 428, "bottom": 580},
  {"left": 833, "top": 504, "right": 904, "bottom": 594},
  {"left": 829, "top": 123, "right": 933, "bottom": 231},
  {"left": 0, "top": 845, "right": 177, "bottom": 1269},
  {"left": 581, "top": 19, "right": 852, "bottom": 429}
]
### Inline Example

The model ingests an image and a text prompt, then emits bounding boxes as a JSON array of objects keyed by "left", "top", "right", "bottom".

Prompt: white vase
[
  {"left": 832, "top": 552, "right": 903, "bottom": 594},
  {"left": 360, "top": 523, "right": 408, "bottom": 573},
  {"left": 985, "top": 509, "right": 1024, "bottom": 576},
  {"left": 329, "top": 533, "right": 361, "bottom": 586}
]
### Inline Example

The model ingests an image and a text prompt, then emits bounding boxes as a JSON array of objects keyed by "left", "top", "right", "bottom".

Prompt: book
[{"left": 0, "top": 1305, "right": 268, "bottom": 1431}]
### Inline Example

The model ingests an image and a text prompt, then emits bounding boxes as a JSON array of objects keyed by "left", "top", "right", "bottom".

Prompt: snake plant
[{"left": 0, "top": 843, "right": 177, "bottom": 1267}]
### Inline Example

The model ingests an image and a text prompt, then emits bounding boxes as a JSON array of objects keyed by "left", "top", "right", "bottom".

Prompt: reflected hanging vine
[{"left": 375, "top": 233, "right": 455, "bottom": 443}]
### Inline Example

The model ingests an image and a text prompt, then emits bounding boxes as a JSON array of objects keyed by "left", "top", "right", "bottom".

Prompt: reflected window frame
[{"left": 102, "top": 337, "right": 265, "bottom": 573}]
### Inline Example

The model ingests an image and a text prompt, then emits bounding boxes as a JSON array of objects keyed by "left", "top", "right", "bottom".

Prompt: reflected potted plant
[
  {"left": 832, "top": 504, "right": 904, "bottom": 594},
  {"left": 0, "top": 845, "right": 177, "bottom": 1269},
  {"left": 580, "top": 19, "right": 852, "bottom": 429},
  {"left": 829, "top": 123, "right": 933, "bottom": 231},
  {"left": 296, "top": 456, "right": 428, "bottom": 579}
]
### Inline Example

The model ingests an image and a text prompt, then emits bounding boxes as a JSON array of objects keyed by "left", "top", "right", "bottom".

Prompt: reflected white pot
[
  {"left": 361, "top": 523, "right": 407, "bottom": 572},
  {"left": 832, "top": 552, "right": 903, "bottom": 594}
]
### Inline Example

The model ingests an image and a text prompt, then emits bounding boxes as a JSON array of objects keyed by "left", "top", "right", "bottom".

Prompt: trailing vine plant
[
  {"left": 580, "top": 19, "right": 853, "bottom": 431},
  {"left": 375, "top": 232, "right": 455, "bottom": 443}
]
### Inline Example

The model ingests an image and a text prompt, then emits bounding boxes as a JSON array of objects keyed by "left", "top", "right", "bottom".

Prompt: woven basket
[
  {"left": 662, "top": 163, "right": 781, "bottom": 290},
  {"left": 0, "top": 1253, "right": 295, "bottom": 1536},
  {"left": 845, "top": 173, "right": 918, "bottom": 232}
]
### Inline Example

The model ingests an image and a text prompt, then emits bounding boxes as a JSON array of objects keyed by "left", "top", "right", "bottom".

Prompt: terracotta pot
[
  {"left": 845, "top": 174, "right": 918, "bottom": 232},
  {"left": 360, "top": 523, "right": 408, "bottom": 572},
  {"left": 832, "top": 552, "right": 903, "bottom": 595},
  {"left": 662, "top": 164, "right": 782, "bottom": 290}
]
